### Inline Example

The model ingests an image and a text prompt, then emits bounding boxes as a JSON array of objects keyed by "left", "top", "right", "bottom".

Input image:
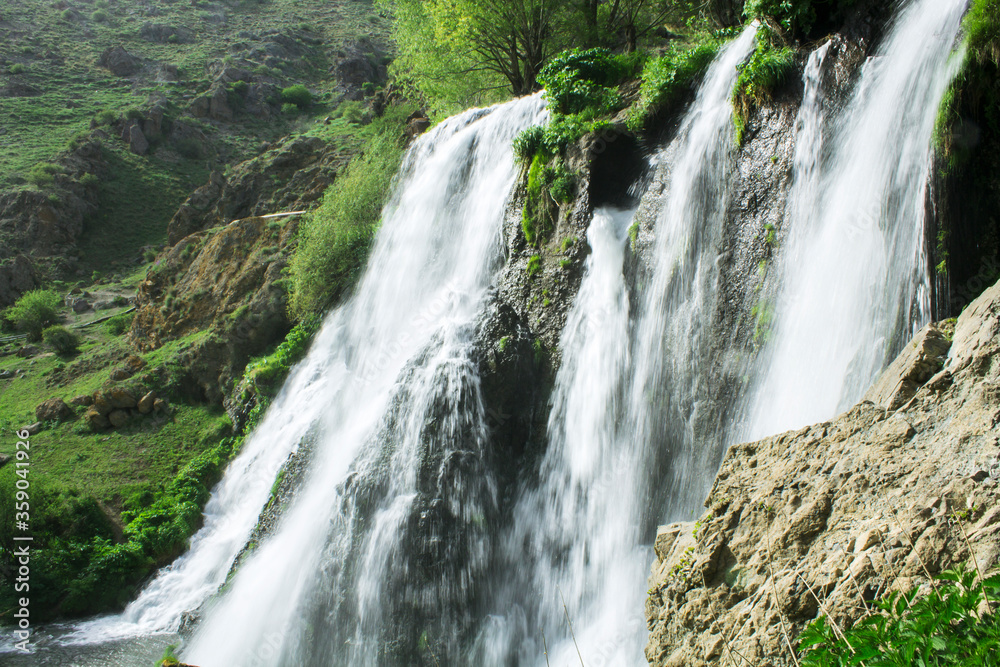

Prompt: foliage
[
  {"left": 627, "top": 41, "right": 720, "bottom": 131},
  {"left": 744, "top": 0, "right": 815, "bottom": 35},
  {"left": 289, "top": 107, "right": 412, "bottom": 318},
  {"left": 799, "top": 565, "right": 1000, "bottom": 666},
  {"left": 732, "top": 31, "right": 795, "bottom": 144},
  {"left": 104, "top": 311, "right": 134, "bottom": 335},
  {"left": 527, "top": 255, "right": 542, "bottom": 277},
  {"left": 538, "top": 48, "right": 642, "bottom": 115},
  {"left": 280, "top": 84, "right": 312, "bottom": 108},
  {"left": 244, "top": 317, "right": 321, "bottom": 398},
  {"left": 42, "top": 325, "right": 81, "bottom": 354},
  {"left": 4, "top": 289, "right": 61, "bottom": 340},
  {"left": 27, "top": 161, "right": 62, "bottom": 187},
  {"left": 964, "top": 0, "right": 1000, "bottom": 67}
]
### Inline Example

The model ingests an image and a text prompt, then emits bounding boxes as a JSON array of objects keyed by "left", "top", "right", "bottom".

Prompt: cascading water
[
  {"left": 175, "top": 94, "right": 547, "bottom": 666},
  {"left": 742, "top": 0, "right": 969, "bottom": 439},
  {"left": 474, "top": 27, "right": 759, "bottom": 666}
]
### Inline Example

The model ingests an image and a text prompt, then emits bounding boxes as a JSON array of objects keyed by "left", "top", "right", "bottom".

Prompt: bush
[
  {"left": 93, "top": 109, "right": 117, "bottom": 126},
  {"left": 799, "top": 565, "right": 1000, "bottom": 666},
  {"left": 92, "top": 9, "right": 108, "bottom": 22},
  {"left": 538, "top": 48, "right": 638, "bottom": 115},
  {"left": 244, "top": 318, "right": 320, "bottom": 397},
  {"left": 627, "top": 42, "right": 720, "bottom": 132},
  {"left": 27, "top": 162, "right": 62, "bottom": 187},
  {"left": 9, "top": 63, "right": 25, "bottom": 75},
  {"left": 42, "top": 325, "right": 81, "bottom": 354},
  {"left": 289, "top": 108, "right": 411, "bottom": 317},
  {"left": 104, "top": 311, "right": 134, "bottom": 336},
  {"left": 4, "top": 289, "right": 61, "bottom": 340},
  {"left": 744, "top": 0, "right": 815, "bottom": 35},
  {"left": 965, "top": 0, "right": 1000, "bottom": 66},
  {"left": 337, "top": 100, "right": 366, "bottom": 124},
  {"left": 281, "top": 101, "right": 299, "bottom": 115},
  {"left": 79, "top": 172, "right": 99, "bottom": 186},
  {"left": 280, "top": 84, "right": 312, "bottom": 108},
  {"left": 732, "top": 32, "right": 795, "bottom": 144}
]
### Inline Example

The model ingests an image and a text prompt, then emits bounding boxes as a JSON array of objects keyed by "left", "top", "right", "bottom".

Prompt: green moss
[{"left": 527, "top": 255, "right": 542, "bottom": 277}]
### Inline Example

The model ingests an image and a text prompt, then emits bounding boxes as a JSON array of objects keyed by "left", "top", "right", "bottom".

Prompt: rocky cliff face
[{"left": 644, "top": 278, "right": 1000, "bottom": 666}]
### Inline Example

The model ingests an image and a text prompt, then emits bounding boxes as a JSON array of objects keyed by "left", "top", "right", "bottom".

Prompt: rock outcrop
[{"left": 644, "top": 279, "right": 1000, "bottom": 666}]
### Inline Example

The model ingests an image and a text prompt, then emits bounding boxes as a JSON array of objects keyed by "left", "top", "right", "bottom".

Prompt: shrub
[
  {"left": 744, "top": 0, "right": 815, "bottom": 35},
  {"left": 79, "top": 172, "right": 99, "bottom": 187},
  {"left": 627, "top": 42, "right": 720, "bottom": 132},
  {"left": 513, "top": 126, "right": 545, "bottom": 164},
  {"left": 27, "top": 162, "right": 62, "bottom": 187},
  {"left": 280, "top": 84, "right": 312, "bottom": 108},
  {"left": 42, "top": 325, "right": 80, "bottom": 354},
  {"left": 281, "top": 102, "right": 299, "bottom": 115},
  {"left": 337, "top": 100, "right": 366, "bottom": 124},
  {"left": 92, "top": 9, "right": 109, "bottom": 22},
  {"left": 244, "top": 318, "right": 320, "bottom": 397},
  {"left": 4, "top": 289, "right": 61, "bottom": 340},
  {"left": 799, "top": 565, "right": 1000, "bottom": 666},
  {"left": 125, "top": 107, "right": 144, "bottom": 120},
  {"left": 965, "top": 0, "right": 1000, "bottom": 66},
  {"left": 93, "top": 109, "right": 117, "bottom": 126},
  {"left": 9, "top": 63, "right": 26, "bottom": 75},
  {"left": 60, "top": 9, "right": 75, "bottom": 21},
  {"left": 289, "top": 109, "right": 411, "bottom": 317},
  {"left": 538, "top": 48, "right": 637, "bottom": 115},
  {"left": 732, "top": 32, "right": 795, "bottom": 145},
  {"left": 104, "top": 312, "right": 134, "bottom": 336}
]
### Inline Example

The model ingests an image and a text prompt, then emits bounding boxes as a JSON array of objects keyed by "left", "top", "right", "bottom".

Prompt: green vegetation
[
  {"left": 42, "top": 325, "right": 81, "bottom": 355},
  {"left": 627, "top": 41, "right": 720, "bottom": 131},
  {"left": 243, "top": 317, "right": 321, "bottom": 399},
  {"left": 289, "top": 104, "right": 415, "bottom": 318},
  {"left": 3, "top": 289, "right": 61, "bottom": 340},
  {"left": 281, "top": 84, "right": 313, "bottom": 109},
  {"left": 799, "top": 565, "right": 1000, "bottom": 666},
  {"left": 527, "top": 255, "right": 542, "bottom": 277},
  {"left": 381, "top": 0, "right": 713, "bottom": 114},
  {"left": 732, "top": 30, "right": 796, "bottom": 145}
]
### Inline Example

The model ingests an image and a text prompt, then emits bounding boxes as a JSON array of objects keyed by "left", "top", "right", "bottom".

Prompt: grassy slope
[
  {"left": 0, "top": 0, "right": 387, "bottom": 269},
  {"left": 0, "top": 0, "right": 390, "bottom": 620}
]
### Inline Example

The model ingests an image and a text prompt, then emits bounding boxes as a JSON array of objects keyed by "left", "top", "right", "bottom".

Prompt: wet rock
[{"left": 35, "top": 398, "right": 74, "bottom": 422}]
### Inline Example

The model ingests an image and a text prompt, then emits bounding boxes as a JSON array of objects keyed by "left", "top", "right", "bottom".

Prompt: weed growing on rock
[{"left": 799, "top": 565, "right": 1000, "bottom": 666}]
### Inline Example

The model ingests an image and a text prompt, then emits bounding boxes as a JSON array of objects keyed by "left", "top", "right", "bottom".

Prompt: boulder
[
  {"left": 21, "top": 422, "right": 41, "bottom": 435},
  {"left": 71, "top": 298, "right": 92, "bottom": 313},
  {"left": 404, "top": 116, "right": 431, "bottom": 140},
  {"left": 137, "top": 391, "right": 156, "bottom": 414},
  {"left": 106, "top": 387, "right": 138, "bottom": 410},
  {"left": 129, "top": 124, "right": 150, "bottom": 156},
  {"left": 109, "top": 367, "right": 135, "bottom": 381},
  {"left": 0, "top": 453, "right": 10, "bottom": 469},
  {"left": 153, "top": 398, "right": 169, "bottom": 413},
  {"left": 97, "top": 45, "right": 142, "bottom": 77},
  {"left": 35, "top": 398, "right": 74, "bottom": 422},
  {"left": 863, "top": 322, "right": 952, "bottom": 410},
  {"left": 16, "top": 346, "right": 39, "bottom": 358},
  {"left": 85, "top": 407, "right": 110, "bottom": 431},
  {"left": 92, "top": 391, "right": 113, "bottom": 415},
  {"left": 107, "top": 410, "right": 130, "bottom": 428},
  {"left": 70, "top": 394, "right": 94, "bottom": 406}
]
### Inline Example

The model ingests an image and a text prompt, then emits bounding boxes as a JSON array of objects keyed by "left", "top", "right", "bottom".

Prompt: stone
[
  {"left": 106, "top": 387, "right": 138, "bottom": 410},
  {"left": 35, "top": 398, "right": 73, "bottom": 422},
  {"left": 92, "top": 391, "right": 113, "bottom": 415},
  {"left": 153, "top": 398, "right": 169, "bottom": 413},
  {"left": 97, "top": 45, "right": 142, "bottom": 77},
  {"left": 129, "top": 124, "right": 150, "bottom": 155},
  {"left": 863, "top": 323, "right": 951, "bottom": 410},
  {"left": 109, "top": 367, "right": 134, "bottom": 381},
  {"left": 107, "top": 410, "right": 130, "bottom": 428},
  {"left": 72, "top": 298, "right": 91, "bottom": 313},
  {"left": 22, "top": 422, "right": 41, "bottom": 435},
  {"left": 0, "top": 453, "right": 9, "bottom": 469},
  {"left": 16, "top": 346, "right": 39, "bottom": 358},
  {"left": 70, "top": 394, "right": 94, "bottom": 406},
  {"left": 85, "top": 407, "right": 110, "bottom": 431},
  {"left": 137, "top": 391, "right": 156, "bottom": 414},
  {"left": 405, "top": 116, "right": 431, "bottom": 140}
]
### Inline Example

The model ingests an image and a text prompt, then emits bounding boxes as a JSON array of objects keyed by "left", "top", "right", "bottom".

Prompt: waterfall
[
  {"left": 742, "top": 0, "right": 968, "bottom": 439},
  {"left": 473, "top": 27, "right": 760, "bottom": 666}
]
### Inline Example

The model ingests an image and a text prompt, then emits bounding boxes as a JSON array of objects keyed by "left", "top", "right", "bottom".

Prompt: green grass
[{"left": 626, "top": 41, "right": 720, "bottom": 132}]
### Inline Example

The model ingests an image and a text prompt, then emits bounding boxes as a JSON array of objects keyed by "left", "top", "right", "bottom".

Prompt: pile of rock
[{"left": 28, "top": 387, "right": 169, "bottom": 433}]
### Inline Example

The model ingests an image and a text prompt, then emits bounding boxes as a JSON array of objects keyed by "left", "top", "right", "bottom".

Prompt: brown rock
[
  {"left": 107, "top": 410, "right": 130, "bottom": 428},
  {"left": 97, "top": 45, "right": 142, "bottom": 77},
  {"left": 0, "top": 453, "right": 10, "bottom": 469},
  {"left": 35, "top": 398, "right": 74, "bottom": 422},
  {"left": 153, "top": 398, "right": 169, "bottom": 413},
  {"left": 129, "top": 124, "right": 150, "bottom": 156},
  {"left": 109, "top": 367, "right": 134, "bottom": 381},
  {"left": 92, "top": 391, "right": 113, "bottom": 415},
  {"left": 70, "top": 394, "right": 94, "bottom": 406},
  {"left": 106, "top": 387, "right": 137, "bottom": 409},
  {"left": 137, "top": 391, "right": 156, "bottom": 414},
  {"left": 22, "top": 422, "right": 42, "bottom": 435},
  {"left": 85, "top": 407, "right": 110, "bottom": 431}
]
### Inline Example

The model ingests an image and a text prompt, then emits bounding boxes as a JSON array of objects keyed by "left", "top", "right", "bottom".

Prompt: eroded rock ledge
[{"left": 645, "top": 278, "right": 1000, "bottom": 666}]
